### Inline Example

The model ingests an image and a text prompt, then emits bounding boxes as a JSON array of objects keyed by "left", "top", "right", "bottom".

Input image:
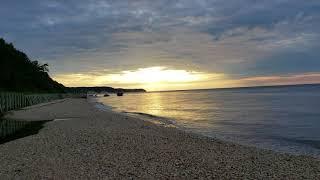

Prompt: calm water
[{"left": 96, "top": 85, "right": 320, "bottom": 157}]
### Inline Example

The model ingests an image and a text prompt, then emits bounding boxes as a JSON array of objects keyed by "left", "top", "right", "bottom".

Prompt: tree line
[
  {"left": 0, "top": 38, "right": 65, "bottom": 93},
  {"left": 0, "top": 38, "right": 146, "bottom": 93}
]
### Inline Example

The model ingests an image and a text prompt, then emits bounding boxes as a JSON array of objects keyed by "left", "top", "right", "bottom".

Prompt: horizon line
[{"left": 146, "top": 83, "right": 320, "bottom": 93}]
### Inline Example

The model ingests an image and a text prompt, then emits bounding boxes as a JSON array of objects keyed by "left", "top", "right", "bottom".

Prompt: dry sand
[{"left": 0, "top": 98, "right": 319, "bottom": 179}]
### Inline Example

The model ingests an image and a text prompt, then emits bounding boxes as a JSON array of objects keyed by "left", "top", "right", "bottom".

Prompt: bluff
[
  {"left": 0, "top": 38, "right": 146, "bottom": 93},
  {"left": 0, "top": 38, "right": 65, "bottom": 92}
]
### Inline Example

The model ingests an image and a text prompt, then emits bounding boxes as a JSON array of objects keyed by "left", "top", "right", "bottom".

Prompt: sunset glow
[
  {"left": 54, "top": 69, "right": 320, "bottom": 91},
  {"left": 53, "top": 66, "right": 226, "bottom": 91},
  {"left": 107, "top": 67, "right": 209, "bottom": 84},
  {"left": 3, "top": 1, "right": 320, "bottom": 91}
]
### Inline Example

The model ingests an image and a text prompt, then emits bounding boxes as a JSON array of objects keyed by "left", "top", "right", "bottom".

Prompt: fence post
[
  {"left": 0, "top": 93, "right": 69, "bottom": 115},
  {"left": 0, "top": 93, "right": 3, "bottom": 115}
]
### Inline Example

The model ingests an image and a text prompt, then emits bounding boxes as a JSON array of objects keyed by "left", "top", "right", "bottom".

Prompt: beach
[{"left": 0, "top": 98, "right": 319, "bottom": 179}]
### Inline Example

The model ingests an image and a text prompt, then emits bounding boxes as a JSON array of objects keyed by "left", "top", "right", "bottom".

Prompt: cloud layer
[{"left": 1, "top": 0, "right": 320, "bottom": 89}]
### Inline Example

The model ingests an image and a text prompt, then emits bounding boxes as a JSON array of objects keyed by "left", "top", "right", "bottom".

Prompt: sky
[{"left": 1, "top": 0, "right": 320, "bottom": 91}]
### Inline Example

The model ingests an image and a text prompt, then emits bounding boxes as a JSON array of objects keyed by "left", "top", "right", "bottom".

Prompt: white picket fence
[
  {"left": 0, "top": 92, "right": 84, "bottom": 115},
  {"left": 0, "top": 93, "right": 62, "bottom": 115}
]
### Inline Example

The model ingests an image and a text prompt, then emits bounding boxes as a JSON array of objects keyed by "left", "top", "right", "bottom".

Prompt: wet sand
[{"left": 0, "top": 98, "right": 319, "bottom": 179}]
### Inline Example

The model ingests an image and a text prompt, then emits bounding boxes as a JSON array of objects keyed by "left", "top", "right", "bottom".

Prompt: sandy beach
[{"left": 0, "top": 98, "right": 319, "bottom": 179}]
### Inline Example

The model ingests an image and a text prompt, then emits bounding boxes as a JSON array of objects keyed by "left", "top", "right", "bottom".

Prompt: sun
[
  {"left": 108, "top": 66, "right": 207, "bottom": 84},
  {"left": 53, "top": 66, "right": 226, "bottom": 91}
]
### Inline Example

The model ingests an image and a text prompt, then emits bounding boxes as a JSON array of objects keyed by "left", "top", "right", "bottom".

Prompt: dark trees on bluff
[{"left": 0, "top": 38, "right": 65, "bottom": 92}]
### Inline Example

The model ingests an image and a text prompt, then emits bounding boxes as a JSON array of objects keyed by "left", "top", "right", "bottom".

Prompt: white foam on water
[{"left": 53, "top": 118, "right": 75, "bottom": 121}]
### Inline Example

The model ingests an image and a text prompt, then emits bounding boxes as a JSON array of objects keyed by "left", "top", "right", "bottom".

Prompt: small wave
[
  {"left": 296, "top": 140, "right": 320, "bottom": 150},
  {"left": 94, "top": 102, "right": 113, "bottom": 111},
  {"left": 123, "top": 111, "right": 177, "bottom": 126},
  {"left": 270, "top": 136, "right": 320, "bottom": 150}
]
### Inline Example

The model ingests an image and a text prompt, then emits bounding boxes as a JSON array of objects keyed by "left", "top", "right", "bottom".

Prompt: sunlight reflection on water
[{"left": 97, "top": 85, "right": 320, "bottom": 157}]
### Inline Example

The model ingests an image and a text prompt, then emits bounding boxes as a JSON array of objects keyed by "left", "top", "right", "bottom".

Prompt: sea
[{"left": 95, "top": 84, "right": 320, "bottom": 158}]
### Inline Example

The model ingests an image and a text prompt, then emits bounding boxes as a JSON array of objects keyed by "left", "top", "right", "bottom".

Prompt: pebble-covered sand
[{"left": 0, "top": 98, "right": 319, "bottom": 179}]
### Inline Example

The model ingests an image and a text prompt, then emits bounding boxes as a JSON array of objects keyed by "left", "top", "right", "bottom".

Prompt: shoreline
[
  {"left": 93, "top": 98, "right": 320, "bottom": 159},
  {"left": 1, "top": 98, "right": 320, "bottom": 178}
]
